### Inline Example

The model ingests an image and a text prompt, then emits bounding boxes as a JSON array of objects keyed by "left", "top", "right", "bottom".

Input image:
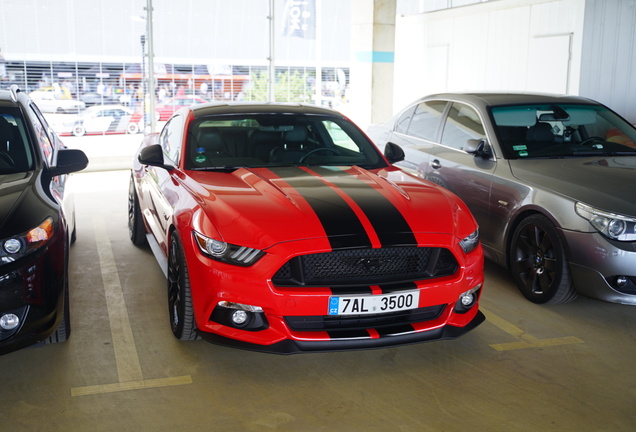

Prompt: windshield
[
  {"left": 490, "top": 103, "right": 636, "bottom": 159},
  {"left": 0, "top": 108, "right": 34, "bottom": 174},
  {"left": 184, "top": 114, "right": 385, "bottom": 170}
]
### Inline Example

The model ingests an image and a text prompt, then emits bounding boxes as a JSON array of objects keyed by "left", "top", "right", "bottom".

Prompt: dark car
[
  {"left": 0, "top": 85, "right": 88, "bottom": 355},
  {"left": 128, "top": 102, "right": 484, "bottom": 353},
  {"left": 368, "top": 92, "right": 636, "bottom": 305}
]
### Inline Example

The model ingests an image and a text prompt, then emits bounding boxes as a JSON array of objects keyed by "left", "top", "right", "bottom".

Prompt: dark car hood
[
  {"left": 0, "top": 171, "right": 42, "bottom": 235},
  {"left": 185, "top": 165, "right": 468, "bottom": 251},
  {"left": 508, "top": 156, "right": 636, "bottom": 215}
]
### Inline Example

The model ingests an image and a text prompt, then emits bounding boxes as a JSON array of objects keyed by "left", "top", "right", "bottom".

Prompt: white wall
[{"left": 392, "top": 0, "right": 587, "bottom": 117}]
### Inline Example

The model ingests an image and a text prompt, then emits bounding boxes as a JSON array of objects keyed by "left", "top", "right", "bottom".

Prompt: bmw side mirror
[
  {"left": 138, "top": 144, "right": 174, "bottom": 171},
  {"left": 50, "top": 148, "right": 89, "bottom": 176},
  {"left": 465, "top": 139, "right": 491, "bottom": 159},
  {"left": 384, "top": 142, "right": 405, "bottom": 164}
]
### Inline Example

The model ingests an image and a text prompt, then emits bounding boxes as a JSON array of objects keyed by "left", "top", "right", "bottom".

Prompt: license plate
[{"left": 328, "top": 290, "right": 420, "bottom": 316}]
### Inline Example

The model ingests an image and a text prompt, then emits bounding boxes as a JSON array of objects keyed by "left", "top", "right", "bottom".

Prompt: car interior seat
[
  {"left": 525, "top": 122, "right": 554, "bottom": 152},
  {"left": 269, "top": 126, "right": 313, "bottom": 163},
  {"left": 0, "top": 116, "right": 28, "bottom": 170},
  {"left": 191, "top": 127, "right": 231, "bottom": 166}
]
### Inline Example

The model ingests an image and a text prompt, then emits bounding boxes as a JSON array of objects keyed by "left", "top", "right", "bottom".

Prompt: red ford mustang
[{"left": 128, "top": 102, "right": 485, "bottom": 353}]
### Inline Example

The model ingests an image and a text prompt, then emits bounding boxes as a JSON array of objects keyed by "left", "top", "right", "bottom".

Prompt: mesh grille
[
  {"left": 272, "top": 247, "right": 458, "bottom": 287},
  {"left": 285, "top": 305, "right": 446, "bottom": 333}
]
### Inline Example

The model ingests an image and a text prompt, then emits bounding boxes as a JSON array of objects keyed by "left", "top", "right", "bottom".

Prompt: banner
[{"left": 282, "top": 0, "right": 316, "bottom": 39}]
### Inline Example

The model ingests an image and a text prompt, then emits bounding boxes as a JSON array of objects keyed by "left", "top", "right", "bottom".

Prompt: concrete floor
[{"left": 1, "top": 161, "right": 636, "bottom": 430}]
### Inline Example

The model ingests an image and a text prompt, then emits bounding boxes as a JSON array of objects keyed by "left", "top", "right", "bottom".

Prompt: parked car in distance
[
  {"left": 61, "top": 105, "right": 143, "bottom": 137},
  {"left": 155, "top": 95, "right": 207, "bottom": 121},
  {"left": 128, "top": 102, "right": 484, "bottom": 353},
  {"left": 78, "top": 92, "right": 121, "bottom": 107},
  {"left": 28, "top": 90, "right": 86, "bottom": 114},
  {"left": 368, "top": 92, "right": 636, "bottom": 305},
  {"left": 0, "top": 85, "right": 88, "bottom": 355}
]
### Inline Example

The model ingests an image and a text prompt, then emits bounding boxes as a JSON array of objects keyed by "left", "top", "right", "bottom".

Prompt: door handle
[{"left": 430, "top": 159, "right": 441, "bottom": 169}]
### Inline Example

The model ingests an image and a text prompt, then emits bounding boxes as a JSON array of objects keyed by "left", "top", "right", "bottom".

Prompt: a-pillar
[{"left": 348, "top": 0, "right": 396, "bottom": 129}]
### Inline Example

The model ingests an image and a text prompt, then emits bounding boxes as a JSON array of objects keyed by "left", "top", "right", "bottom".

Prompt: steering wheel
[
  {"left": 299, "top": 147, "right": 340, "bottom": 163},
  {"left": 0, "top": 152, "right": 15, "bottom": 167},
  {"left": 580, "top": 136, "right": 605, "bottom": 146}
]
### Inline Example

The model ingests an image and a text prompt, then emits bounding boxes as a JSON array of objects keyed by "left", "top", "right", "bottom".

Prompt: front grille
[
  {"left": 272, "top": 247, "right": 458, "bottom": 287},
  {"left": 285, "top": 305, "right": 446, "bottom": 333}
]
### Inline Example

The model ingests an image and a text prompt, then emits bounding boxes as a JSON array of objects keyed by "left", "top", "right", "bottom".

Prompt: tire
[
  {"left": 72, "top": 124, "right": 86, "bottom": 137},
  {"left": 127, "top": 122, "right": 139, "bottom": 134},
  {"left": 509, "top": 214, "right": 578, "bottom": 304},
  {"left": 45, "top": 274, "right": 71, "bottom": 344},
  {"left": 167, "top": 234, "right": 200, "bottom": 340},
  {"left": 128, "top": 176, "right": 147, "bottom": 246}
]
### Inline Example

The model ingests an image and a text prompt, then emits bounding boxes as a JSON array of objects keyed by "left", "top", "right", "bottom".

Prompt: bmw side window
[
  {"left": 440, "top": 103, "right": 486, "bottom": 151},
  {"left": 395, "top": 106, "right": 416, "bottom": 134},
  {"left": 28, "top": 105, "right": 54, "bottom": 165},
  {"left": 407, "top": 101, "right": 447, "bottom": 141}
]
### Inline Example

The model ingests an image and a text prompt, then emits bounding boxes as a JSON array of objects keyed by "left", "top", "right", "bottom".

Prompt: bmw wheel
[
  {"left": 128, "top": 176, "right": 147, "bottom": 246},
  {"left": 167, "top": 234, "right": 199, "bottom": 340},
  {"left": 509, "top": 214, "right": 577, "bottom": 304},
  {"left": 127, "top": 122, "right": 139, "bottom": 134}
]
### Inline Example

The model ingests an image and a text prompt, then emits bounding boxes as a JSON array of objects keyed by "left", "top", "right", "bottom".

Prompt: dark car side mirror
[
  {"left": 384, "top": 142, "right": 405, "bottom": 164},
  {"left": 465, "top": 138, "right": 492, "bottom": 159},
  {"left": 50, "top": 148, "right": 89, "bottom": 176},
  {"left": 138, "top": 144, "right": 174, "bottom": 171}
]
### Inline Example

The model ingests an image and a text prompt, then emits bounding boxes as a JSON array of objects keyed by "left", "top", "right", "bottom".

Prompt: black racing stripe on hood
[
  {"left": 309, "top": 167, "right": 418, "bottom": 247},
  {"left": 268, "top": 167, "right": 372, "bottom": 249}
]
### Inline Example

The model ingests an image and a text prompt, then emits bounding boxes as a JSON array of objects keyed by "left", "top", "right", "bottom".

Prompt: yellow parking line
[
  {"left": 71, "top": 216, "right": 192, "bottom": 396},
  {"left": 482, "top": 308, "right": 584, "bottom": 351}
]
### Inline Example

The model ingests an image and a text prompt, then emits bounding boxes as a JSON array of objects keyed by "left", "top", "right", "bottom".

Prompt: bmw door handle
[{"left": 431, "top": 159, "right": 442, "bottom": 169}]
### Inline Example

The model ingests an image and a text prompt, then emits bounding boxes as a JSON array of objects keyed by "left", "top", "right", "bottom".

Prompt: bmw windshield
[{"left": 490, "top": 104, "right": 636, "bottom": 159}]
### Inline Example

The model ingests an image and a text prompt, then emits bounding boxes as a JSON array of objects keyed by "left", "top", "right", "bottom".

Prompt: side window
[
  {"left": 28, "top": 105, "right": 55, "bottom": 165},
  {"left": 161, "top": 114, "right": 184, "bottom": 164},
  {"left": 395, "top": 106, "right": 416, "bottom": 134},
  {"left": 440, "top": 102, "right": 485, "bottom": 150},
  {"left": 407, "top": 101, "right": 447, "bottom": 141}
]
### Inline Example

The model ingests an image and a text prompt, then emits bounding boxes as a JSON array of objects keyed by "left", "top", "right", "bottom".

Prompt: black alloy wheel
[
  {"left": 128, "top": 176, "right": 147, "bottom": 246},
  {"left": 509, "top": 214, "right": 577, "bottom": 304},
  {"left": 167, "top": 234, "right": 199, "bottom": 340}
]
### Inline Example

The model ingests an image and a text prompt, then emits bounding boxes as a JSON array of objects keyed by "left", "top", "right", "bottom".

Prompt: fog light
[
  {"left": 460, "top": 292, "right": 475, "bottom": 307},
  {"left": 231, "top": 310, "right": 248, "bottom": 325},
  {"left": 0, "top": 314, "right": 20, "bottom": 330},
  {"left": 3, "top": 239, "right": 21, "bottom": 254},
  {"left": 616, "top": 276, "right": 628, "bottom": 288}
]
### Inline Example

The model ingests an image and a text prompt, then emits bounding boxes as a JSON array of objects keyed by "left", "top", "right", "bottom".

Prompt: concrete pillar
[{"left": 349, "top": 0, "right": 396, "bottom": 128}]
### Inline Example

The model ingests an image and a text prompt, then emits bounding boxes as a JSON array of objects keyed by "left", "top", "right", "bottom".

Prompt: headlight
[
  {"left": 193, "top": 231, "right": 264, "bottom": 266},
  {"left": 1, "top": 217, "right": 55, "bottom": 264},
  {"left": 459, "top": 228, "right": 480, "bottom": 253},
  {"left": 575, "top": 202, "right": 636, "bottom": 241}
]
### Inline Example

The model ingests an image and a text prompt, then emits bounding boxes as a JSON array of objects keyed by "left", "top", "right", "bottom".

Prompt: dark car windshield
[
  {"left": 184, "top": 114, "right": 385, "bottom": 170},
  {"left": 0, "top": 108, "right": 34, "bottom": 173},
  {"left": 490, "top": 103, "right": 636, "bottom": 159}
]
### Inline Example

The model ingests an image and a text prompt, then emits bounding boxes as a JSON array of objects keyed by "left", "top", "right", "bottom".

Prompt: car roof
[
  {"left": 420, "top": 92, "right": 600, "bottom": 109},
  {"left": 190, "top": 102, "right": 347, "bottom": 118}
]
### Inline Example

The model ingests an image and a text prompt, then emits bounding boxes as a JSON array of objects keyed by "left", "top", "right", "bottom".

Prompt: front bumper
[
  {"left": 564, "top": 230, "right": 636, "bottom": 304},
  {"left": 198, "top": 309, "right": 486, "bottom": 354}
]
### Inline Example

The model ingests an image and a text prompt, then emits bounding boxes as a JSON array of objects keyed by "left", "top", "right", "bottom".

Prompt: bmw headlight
[
  {"left": 459, "top": 228, "right": 480, "bottom": 253},
  {"left": 575, "top": 202, "right": 636, "bottom": 241},
  {"left": 1, "top": 217, "right": 55, "bottom": 264},
  {"left": 193, "top": 231, "right": 264, "bottom": 266}
]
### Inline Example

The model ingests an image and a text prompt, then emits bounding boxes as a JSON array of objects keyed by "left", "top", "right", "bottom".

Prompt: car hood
[
  {"left": 186, "top": 165, "right": 467, "bottom": 251},
  {"left": 0, "top": 172, "right": 45, "bottom": 236},
  {"left": 508, "top": 156, "right": 636, "bottom": 215}
]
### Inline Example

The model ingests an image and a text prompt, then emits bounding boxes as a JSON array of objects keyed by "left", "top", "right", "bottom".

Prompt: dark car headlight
[
  {"left": 576, "top": 203, "right": 636, "bottom": 241},
  {"left": 193, "top": 231, "right": 264, "bottom": 266},
  {"left": 459, "top": 228, "right": 480, "bottom": 253},
  {"left": 1, "top": 217, "right": 55, "bottom": 264}
]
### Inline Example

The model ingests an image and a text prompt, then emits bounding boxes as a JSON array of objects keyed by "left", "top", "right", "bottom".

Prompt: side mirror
[
  {"left": 465, "top": 138, "right": 491, "bottom": 159},
  {"left": 138, "top": 144, "right": 174, "bottom": 170},
  {"left": 50, "top": 148, "right": 89, "bottom": 176},
  {"left": 384, "top": 142, "right": 405, "bottom": 164}
]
